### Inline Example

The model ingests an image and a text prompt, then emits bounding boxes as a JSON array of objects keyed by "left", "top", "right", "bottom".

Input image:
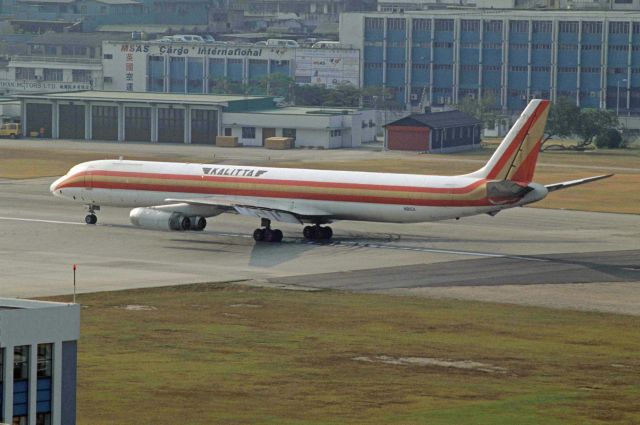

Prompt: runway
[{"left": 1, "top": 176, "right": 639, "bottom": 314}]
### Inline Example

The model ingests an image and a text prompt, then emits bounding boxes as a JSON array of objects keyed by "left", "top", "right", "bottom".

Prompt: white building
[
  {"left": 0, "top": 298, "right": 80, "bottom": 425},
  {"left": 224, "top": 107, "right": 377, "bottom": 148}
]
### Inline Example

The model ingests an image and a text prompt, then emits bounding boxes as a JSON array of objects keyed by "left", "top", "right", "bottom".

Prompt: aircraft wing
[
  {"left": 545, "top": 174, "right": 613, "bottom": 192},
  {"left": 164, "top": 196, "right": 333, "bottom": 224}
]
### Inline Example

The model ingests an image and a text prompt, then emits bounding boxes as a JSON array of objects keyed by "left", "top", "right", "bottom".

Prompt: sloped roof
[{"left": 386, "top": 110, "right": 481, "bottom": 129}]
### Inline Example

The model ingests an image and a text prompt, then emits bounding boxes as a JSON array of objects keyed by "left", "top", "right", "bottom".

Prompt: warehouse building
[
  {"left": 0, "top": 298, "right": 80, "bottom": 425},
  {"left": 384, "top": 110, "right": 481, "bottom": 152},
  {"left": 340, "top": 10, "right": 640, "bottom": 113},
  {"left": 14, "top": 91, "right": 376, "bottom": 148}
]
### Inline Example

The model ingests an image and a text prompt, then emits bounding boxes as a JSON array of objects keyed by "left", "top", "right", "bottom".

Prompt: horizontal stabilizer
[{"left": 545, "top": 174, "right": 613, "bottom": 192}]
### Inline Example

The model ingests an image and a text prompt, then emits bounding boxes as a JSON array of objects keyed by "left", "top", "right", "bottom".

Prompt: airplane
[{"left": 50, "top": 99, "right": 612, "bottom": 243}]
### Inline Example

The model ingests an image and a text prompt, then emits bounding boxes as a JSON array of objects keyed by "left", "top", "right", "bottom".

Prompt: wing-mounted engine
[{"left": 129, "top": 207, "right": 207, "bottom": 231}]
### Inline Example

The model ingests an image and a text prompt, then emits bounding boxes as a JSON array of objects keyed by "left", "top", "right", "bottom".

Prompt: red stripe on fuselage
[
  {"left": 83, "top": 169, "right": 486, "bottom": 194},
  {"left": 56, "top": 169, "right": 505, "bottom": 207}
]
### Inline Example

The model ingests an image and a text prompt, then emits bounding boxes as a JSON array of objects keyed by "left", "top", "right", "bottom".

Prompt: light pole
[{"left": 616, "top": 78, "right": 627, "bottom": 116}]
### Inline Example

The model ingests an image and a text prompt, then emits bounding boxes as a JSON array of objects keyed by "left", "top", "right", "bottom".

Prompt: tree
[
  {"left": 455, "top": 94, "right": 499, "bottom": 130},
  {"left": 574, "top": 109, "right": 618, "bottom": 149},
  {"left": 256, "top": 73, "right": 294, "bottom": 99},
  {"left": 209, "top": 77, "right": 245, "bottom": 95},
  {"left": 293, "top": 84, "right": 330, "bottom": 106},
  {"left": 324, "top": 82, "right": 361, "bottom": 107},
  {"left": 542, "top": 97, "right": 580, "bottom": 147},
  {"left": 360, "top": 86, "right": 397, "bottom": 110},
  {"left": 595, "top": 128, "right": 625, "bottom": 149}
]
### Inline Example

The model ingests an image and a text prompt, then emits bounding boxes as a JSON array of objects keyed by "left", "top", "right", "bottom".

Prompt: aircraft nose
[{"left": 50, "top": 176, "right": 65, "bottom": 195}]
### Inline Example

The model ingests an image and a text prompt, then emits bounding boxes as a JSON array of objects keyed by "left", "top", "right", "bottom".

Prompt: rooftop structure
[{"left": 0, "top": 298, "right": 80, "bottom": 425}]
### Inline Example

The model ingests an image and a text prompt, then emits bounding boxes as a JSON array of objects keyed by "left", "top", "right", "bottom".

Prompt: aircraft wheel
[
  {"left": 321, "top": 226, "right": 333, "bottom": 240},
  {"left": 253, "top": 228, "right": 265, "bottom": 242},
  {"left": 303, "top": 226, "right": 315, "bottom": 240},
  {"left": 85, "top": 214, "right": 97, "bottom": 225},
  {"left": 272, "top": 229, "right": 283, "bottom": 243}
]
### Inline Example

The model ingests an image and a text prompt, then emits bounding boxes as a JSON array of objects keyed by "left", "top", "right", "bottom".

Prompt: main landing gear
[
  {"left": 85, "top": 205, "right": 100, "bottom": 225},
  {"left": 253, "top": 218, "right": 283, "bottom": 243},
  {"left": 303, "top": 225, "right": 332, "bottom": 241}
]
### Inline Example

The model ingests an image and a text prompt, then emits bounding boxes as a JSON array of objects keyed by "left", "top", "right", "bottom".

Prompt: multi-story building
[
  {"left": 3, "top": 0, "right": 213, "bottom": 33},
  {"left": 341, "top": 10, "right": 640, "bottom": 113},
  {"left": 101, "top": 40, "right": 360, "bottom": 93},
  {"left": 0, "top": 33, "right": 128, "bottom": 95},
  {"left": 0, "top": 298, "right": 80, "bottom": 425}
]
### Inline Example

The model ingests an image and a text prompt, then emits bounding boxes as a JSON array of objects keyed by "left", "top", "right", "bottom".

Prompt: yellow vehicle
[{"left": 0, "top": 122, "right": 21, "bottom": 138}]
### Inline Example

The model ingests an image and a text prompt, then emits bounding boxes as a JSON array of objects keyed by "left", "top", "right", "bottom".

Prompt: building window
[
  {"left": 609, "top": 21, "right": 629, "bottom": 34},
  {"left": 387, "top": 18, "right": 406, "bottom": 31},
  {"left": 43, "top": 68, "right": 63, "bottom": 81},
  {"left": 461, "top": 19, "right": 479, "bottom": 32},
  {"left": 15, "top": 67, "right": 36, "bottom": 80},
  {"left": 36, "top": 413, "right": 52, "bottom": 425},
  {"left": 483, "top": 20, "right": 502, "bottom": 33},
  {"left": 509, "top": 20, "right": 528, "bottom": 33},
  {"left": 365, "top": 17, "right": 384, "bottom": 31},
  {"left": 242, "top": 127, "right": 255, "bottom": 139},
  {"left": 532, "top": 21, "right": 552, "bottom": 33},
  {"left": 460, "top": 64, "right": 478, "bottom": 72},
  {"left": 559, "top": 21, "right": 579, "bottom": 33},
  {"left": 282, "top": 128, "right": 296, "bottom": 140},
  {"left": 14, "top": 345, "right": 29, "bottom": 381},
  {"left": 62, "top": 45, "right": 74, "bottom": 55},
  {"left": 412, "top": 18, "right": 430, "bottom": 32},
  {"left": 72, "top": 69, "right": 92, "bottom": 83},
  {"left": 583, "top": 22, "right": 602, "bottom": 34},
  {"left": 433, "top": 42, "right": 453, "bottom": 48},
  {"left": 435, "top": 19, "right": 453, "bottom": 32},
  {"left": 224, "top": 128, "right": 232, "bottom": 136},
  {"left": 483, "top": 42, "right": 503, "bottom": 49},
  {"left": 37, "top": 343, "right": 53, "bottom": 378},
  {"left": 330, "top": 130, "right": 341, "bottom": 137},
  {"left": 103, "top": 53, "right": 113, "bottom": 60}
]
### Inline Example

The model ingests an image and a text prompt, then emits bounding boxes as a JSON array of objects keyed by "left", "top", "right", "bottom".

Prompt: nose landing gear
[
  {"left": 85, "top": 205, "right": 100, "bottom": 225},
  {"left": 253, "top": 218, "right": 283, "bottom": 243}
]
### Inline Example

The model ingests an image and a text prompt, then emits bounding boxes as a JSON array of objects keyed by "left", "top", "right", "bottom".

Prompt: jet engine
[{"left": 129, "top": 208, "right": 206, "bottom": 231}]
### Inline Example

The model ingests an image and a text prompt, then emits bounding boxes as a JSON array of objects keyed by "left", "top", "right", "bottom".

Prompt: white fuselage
[{"left": 51, "top": 159, "right": 547, "bottom": 224}]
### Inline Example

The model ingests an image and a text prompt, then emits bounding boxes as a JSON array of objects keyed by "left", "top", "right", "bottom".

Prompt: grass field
[
  {"left": 2, "top": 143, "right": 638, "bottom": 214},
  {"left": 46, "top": 283, "right": 640, "bottom": 425}
]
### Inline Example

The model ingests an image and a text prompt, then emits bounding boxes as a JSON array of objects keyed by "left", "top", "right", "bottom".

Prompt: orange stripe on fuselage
[{"left": 55, "top": 169, "right": 509, "bottom": 207}]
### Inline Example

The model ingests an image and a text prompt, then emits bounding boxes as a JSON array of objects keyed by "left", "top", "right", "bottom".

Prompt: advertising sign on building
[{"left": 102, "top": 41, "right": 360, "bottom": 92}]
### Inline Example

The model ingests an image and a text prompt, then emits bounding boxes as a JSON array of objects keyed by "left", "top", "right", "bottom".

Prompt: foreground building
[
  {"left": 0, "top": 298, "right": 80, "bottom": 425},
  {"left": 340, "top": 10, "right": 640, "bottom": 113}
]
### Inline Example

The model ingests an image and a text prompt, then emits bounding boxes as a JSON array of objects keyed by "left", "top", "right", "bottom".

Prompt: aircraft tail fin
[{"left": 468, "top": 99, "right": 551, "bottom": 183}]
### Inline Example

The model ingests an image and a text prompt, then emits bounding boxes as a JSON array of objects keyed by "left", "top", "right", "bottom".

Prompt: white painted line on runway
[{"left": 0, "top": 216, "right": 85, "bottom": 226}]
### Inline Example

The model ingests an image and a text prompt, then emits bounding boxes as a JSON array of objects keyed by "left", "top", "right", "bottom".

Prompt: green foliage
[
  {"left": 544, "top": 97, "right": 580, "bottom": 143},
  {"left": 255, "top": 73, "right": 294, "bottom": 99},
  {"left": 542, "top": 99, "right": 622, "bottom": 150},
  {"left": 324, "top": 82, "right": 362, "bottom": 107},
  {"left": 575, "top": 108, "right": 619, "bottom": 147},
  {"left": 455, "top": 94, "right": 498, "bottom": 129},
  {"left": 595, "top": 128, "right": 625, "bottom": 149}
]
